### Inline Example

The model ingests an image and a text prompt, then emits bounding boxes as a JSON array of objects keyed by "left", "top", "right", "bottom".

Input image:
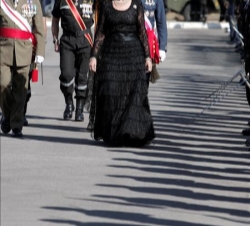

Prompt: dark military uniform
[
  {"left": 52, "top": 0, "right": 94, "bottom": 121},
  {"left": 243, "top": 0, "right": 250, "bottom": 124},
  {"left": 141, "top": 0, "right": 167, "bottom": 52},
  {"left": 141, "top": 0, "right": 167, "bottom": 86},
  {"left": 0, "top": 0, "right": 45, "bottom": 136},
  {"left": 243, "top": 0, "right": 250, "bottom": 80},
  {"left": 218, "top": 0, "right": 227, "bottom": 21},
  {"left": 190, "top": 0, "right": 207, "bottom": 22},
  {"left": 239, "top": 0, "right": 250, "bottom": 145}
]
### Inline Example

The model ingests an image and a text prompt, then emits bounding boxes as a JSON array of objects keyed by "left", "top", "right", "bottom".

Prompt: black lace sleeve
[
  {"left": 136, "top": 0, "right": 150, "bottom": 59},
  {"left": 91, "top": 1, "right": 106, "bottom": 58}
]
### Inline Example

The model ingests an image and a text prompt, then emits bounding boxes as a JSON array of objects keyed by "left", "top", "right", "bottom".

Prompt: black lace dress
[{"left": 88, "top": 0, "right": 155, "bottom": 147}]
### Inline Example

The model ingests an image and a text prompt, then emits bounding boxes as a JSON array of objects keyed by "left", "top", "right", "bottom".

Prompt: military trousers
[
  {"left": 24, "top": 64, "right": 34, "bottom": 115},
  {"left": 0, "top": 64, "right": 29, "bottom": 130},
  {"left": 59, "top": 34, "right": 91, "bottom": 101}
]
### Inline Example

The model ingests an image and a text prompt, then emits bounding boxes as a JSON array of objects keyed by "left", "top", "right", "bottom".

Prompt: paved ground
[
  {"left": 165, "top": 12, "right": 229, "bottom": 29},
  {"left": 1, "top": 29, "right": 250, "bottom": 226},
  {"left": 166, "top": 12, "right": 221, "bottom": 21}
]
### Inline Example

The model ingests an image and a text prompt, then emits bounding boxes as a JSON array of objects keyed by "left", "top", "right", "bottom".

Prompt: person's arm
[
  {"left": 89, "top": 1, "right": 106, "bottom": 72},
  {"left": 155, "top": 0, "right": 167, "bottom": 55},
  {"left": 43, "top": 17, "right": 47, "bottom": 40},
  {"left": 33, "top": 0, "right": 46, "bottom": 61},
  {"left": 51, "top": 17, "right": 60, "bottom": 52},
  {"left": 51, "top": 0, "right": 61, "bottom": 52},
  {"left": 93, "top": 0, "right": 100, "bottom": 34},
  {"left": 136, "top": 0, "right": 152, "bottom": 72},
  {"left": 137, "top": 0, "right": 150, "bottom": 58},
  {"left": 91, "top": 1, "right": 106, "bottom": 58},
  {"left": 39, "top": 0, "right": 47, "bottom": 39}
]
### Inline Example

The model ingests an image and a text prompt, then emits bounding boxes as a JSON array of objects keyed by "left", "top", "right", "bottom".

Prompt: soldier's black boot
[
  {"left": 63, "top": 96, "right": 75, "bottom": 120},
  {"left": 23, "top": 101, "right": 28, "bottom": 126},
  {"left": 75, "top": 98, "right": 84, "bottom": 121},
  {"left": 1, "top": 116, "right": 11, "bottom": 134}
]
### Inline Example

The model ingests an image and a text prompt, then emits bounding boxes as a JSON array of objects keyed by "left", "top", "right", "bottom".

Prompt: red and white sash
[
  {"left": 0, "top": 0, "right": 36, "bottom": 44},
  {"left": 65, "top": 0, "right": 93, "bottom": 46},
  {"left": 144, "top": 15, "right": 153, "bottom": 31},
  {"left": 144, "top": 14, "right": 160, "bottom": 64}
]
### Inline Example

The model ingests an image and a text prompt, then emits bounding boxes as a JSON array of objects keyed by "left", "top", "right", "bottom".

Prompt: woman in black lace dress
[{"left": 88, "top": 0, "right": 155, "bottom": 147}]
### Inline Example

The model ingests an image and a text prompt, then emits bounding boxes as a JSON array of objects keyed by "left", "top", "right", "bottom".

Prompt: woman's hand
[
  {"left": 89, "top": 57, "right": 97, "bottom": 72},
  {"left": 145, "top": 58, "right": 152, "bottom": 72}
]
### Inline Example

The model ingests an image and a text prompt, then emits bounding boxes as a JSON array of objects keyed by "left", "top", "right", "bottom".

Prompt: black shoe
[
  {"left": 63, "top": 95, "right": 75, "bottom": 120},
  {"left": 242, "top": 128, "right": 250, "bottom": 136},
  {"left": 235, "top": 46, "right": 243, "bottom": 53},
  {"left": 75, "top": 109, "right": 84, "bottom": 121},
  {"left": 12, "top": 128, "right": 23, "bottom": 137},
  {"left": 1, "top": 117, "right": 11, "bottom": 134},
  {"left": 239, "top": 78, "right": 245, "bottom": 86},
  {"left": 84, "top": 98, "right": 91, "bottom": 112},
  {"left": 63, "top": 103, "right": 75, "bottom": 120},
  {"left": 23, "top": 116, "right": 28, "bottom": 126},
  {"left": 75, "top": 99, "right": 84, "bottom": 121},
  {"left": 219, "top": 14, "right": 226, "bottom": 22},
  {"left": 87, "top": 121, "right": 94, "bottom": 131}
]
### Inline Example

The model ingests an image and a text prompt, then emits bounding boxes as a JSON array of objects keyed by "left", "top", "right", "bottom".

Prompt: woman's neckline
[{"left": 111, "top": 0, "right": 133, "bottom": 12}]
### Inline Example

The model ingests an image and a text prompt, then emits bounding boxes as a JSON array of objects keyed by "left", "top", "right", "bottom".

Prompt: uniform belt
[
  {"left": 63, "top": 29, "right": 91, "bottom": 37},
  {"left": 112, "top": 32, "right": 137, "bottom": 41},
  {"left": 0, "top": 27, "right": 37, "bottom": 46}
]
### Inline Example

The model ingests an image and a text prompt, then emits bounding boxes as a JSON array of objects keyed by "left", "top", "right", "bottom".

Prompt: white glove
[
  {"left": 159, "top": 50, "right": 166, "bottom": 62},
  {"left": 35, "top": 55, "right": 44, "bottom": 64}
]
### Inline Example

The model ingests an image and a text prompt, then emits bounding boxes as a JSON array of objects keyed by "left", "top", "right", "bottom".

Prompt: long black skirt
[{"left": 88, "top": 35, "right": 155, "bottom": 147}]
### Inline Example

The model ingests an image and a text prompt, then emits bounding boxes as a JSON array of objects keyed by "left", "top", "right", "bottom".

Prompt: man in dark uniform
[
  {"left": 234, "top": 0, "right": 244, "bottom": 57},
  {"left": 243, "top": 0, "right": 250, "bottom": 85},
  {"left": 51, "top": 0, "right": 94, "bottom": 121},
  {"left": 141, "top": 0, "right": 168, "bottom": 86},
  {"left": 23, "top": 0, "right": 47, "bottom": 126},
  {"left": 218, "top": 0, "right": 227, "bottom": 21},
  {"left": 142, "top": 0, "right": 167, "bottom": 58},
  {"left": 190, "top": 0, "right": 207, "bottom": 22},
  {"left": 240, "top": 0, "right": 250, "bottom": 146}
]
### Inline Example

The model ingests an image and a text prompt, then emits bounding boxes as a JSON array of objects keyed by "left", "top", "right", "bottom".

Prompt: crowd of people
[
  {"left": 1, "top": 0, "right": 249, "bottom": 147},
  {"left": 0, "top": 0, "right": 167, "bottom": 147},
  {"left": 231, "top": 0, "right": 250, "bottom": 146},
  {"left": 217, "top": 0, "right": 250, "bottom": 146}
]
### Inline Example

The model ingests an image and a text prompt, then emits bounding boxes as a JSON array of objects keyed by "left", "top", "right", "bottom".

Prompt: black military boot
[
  {"left": 75, "top": 98, "right": 84, "bottom": 121},
  {"left": 63, "top": 96, "right": 75, "bottom": 120},
  {"left": 23, "top": 101, "right": 28, "bottom": 126},
  {"left": 1, "top": 116, "right": 11, "bottom": 134}
]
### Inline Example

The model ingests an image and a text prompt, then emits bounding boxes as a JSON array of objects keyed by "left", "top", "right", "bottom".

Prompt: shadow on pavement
[{"left": 36, "top": 30, "right": 250, "bottom": 225}]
